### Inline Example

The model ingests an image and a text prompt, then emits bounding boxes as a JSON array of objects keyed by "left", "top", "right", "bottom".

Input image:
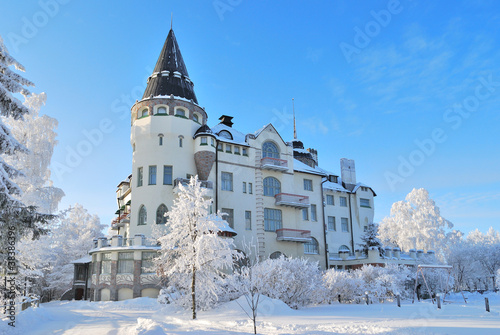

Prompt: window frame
[
  {"left": 156, "top": 204, "right": 168, "bottom": 224},
  {"left": 302, "top": 208, "right": 309, "bottom": 221},
  {"left": 262, "top": 141, "right": 280, "bottom": 159},
  {"left": 138, "top": 205, "right": 147, "bottom": 225},
  {"left": 263, "top": 176, "right": 281, "bottom": 197},
  {"left": 326, "top": 194, "right": 334, "bottom": 205},
  {"left": 339, "top": 196, "right": 347, "bottom": 207},
  {"left": 341, "top": 217, "right": 349, "bottom": 232},
  {"left": 222, "top": 208, "right": 234, "bottom": 228},
  {"left": 360, "top": 198, "right": 371, "bottom": 208},
  {"left": 148, "top": 165, "right": 157, "bottom": 185},
  {"left": 163, "top": 165, "right": 173, "bottom": 185},
  {"left": 304, "top": 179, "right": 313, "bottom": 191},
  {"left": 264, "top": 208, "right": 282, "bottom": 232},
  {"left": 117, "top": 252, "right": 134, "bottom": 274},
  {"left": 245, "top": 211, "right": 251, "bottom": 230},
  {"left": 137, "top": 167, "right": 143, "bottom": 187},
  {"left": 327, "top": 216, "right": 336, "bottom": 231},
  {"left": 304, "top": 237, "right": 319, "bottom": 254},
  {"left": 221, "top": 172, "right": 233, "bottom": 191}
]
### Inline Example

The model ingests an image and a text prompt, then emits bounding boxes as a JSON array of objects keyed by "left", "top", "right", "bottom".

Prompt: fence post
[
  {"left": 437, "top": 295, "right": 441, "bottom": 309},
  {"left": 397, "top": 295, "right": 401, "bottom": 307},
  {"left": 485, "top": 298, "right": 490, "bottom": 312}
]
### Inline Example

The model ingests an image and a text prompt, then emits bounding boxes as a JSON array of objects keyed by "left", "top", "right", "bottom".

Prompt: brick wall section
[{"left": 194, "top": 151, "right": 216, "bottom": 180}]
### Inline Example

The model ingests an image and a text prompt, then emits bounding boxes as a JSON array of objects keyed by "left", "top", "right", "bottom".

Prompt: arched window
[
  {"left": 175, "top": 108, "right": 186, "bottom": 117},
  {"left": 270, "top": 251, "right": 285, "bottom": 259},
  {"left": 157, "top": 106, "right": 167, "bottom": 114},
  {"left": 141, "top": 108, "right": 148, "bottom": 117},
  {"left": 304, "top": 237, "right": 319, "bottom": 254},
  {"left": 178, "top": 135, "right": 184, "bottom": 147},
  {"left": 156, "top": 204, "right": 168, "bottom": 224},
  {"left": 193, "top": 113, "right": 199, "bottom": 123},
  {"left": 138, "top": 205, "right": 147, "bottom": 225},
  {"left": 218, "top": 130, "right": 233, "bottom": 140},
  {"left": 263, "top": 177, "right": 281, "bottom": 196},
  {"left": 262, "top": 141, "right": 279, "bottom": 159},
  {"left": 339, "top": 245, "right": 350, "bottom": 253}
]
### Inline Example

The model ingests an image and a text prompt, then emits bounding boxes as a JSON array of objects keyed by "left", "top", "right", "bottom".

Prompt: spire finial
[
  {"left": 292, "top": 98, "right": 297, "bottom": 140},
  {"left": 171, "top": 13, "right": 173, "bottom": 30}
]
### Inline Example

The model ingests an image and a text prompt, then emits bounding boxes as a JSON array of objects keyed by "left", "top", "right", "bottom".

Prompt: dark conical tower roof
[{"left": 142, "top": 29, "right": 198, "bottom": 103}]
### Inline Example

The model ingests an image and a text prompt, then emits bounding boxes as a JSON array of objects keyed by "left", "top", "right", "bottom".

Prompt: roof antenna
[
  {"left": 170, "top": 13, "right": 173, "bottom": 30},
  {"left": 292, "top": 98, "right": 297, "bottom": 139}
]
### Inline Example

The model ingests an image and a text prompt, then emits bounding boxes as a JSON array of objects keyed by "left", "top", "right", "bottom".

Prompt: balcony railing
[
  {"left": 111, "top": 213, "right": 130, "bottom": 228},
  {"left": 174, "top": 178, "right": 213, "bottom": 189},
  {"left": 261, "top": 157, "right": 288, "bottom": 171},
  {"left": 274, "top": 193, "right": 310, "bottom": 208},
  {"left": 276, "top": 228, "right": 311, "bottom": 242}
]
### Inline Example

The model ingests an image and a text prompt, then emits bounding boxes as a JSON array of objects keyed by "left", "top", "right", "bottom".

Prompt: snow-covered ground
[{"left": 1, "top": 292, "right": 499, "bottom": 335}]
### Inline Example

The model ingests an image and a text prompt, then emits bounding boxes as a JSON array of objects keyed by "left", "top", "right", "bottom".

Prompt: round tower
[{"left": 128, "top": 29, "right": 208, "bottom": 238}]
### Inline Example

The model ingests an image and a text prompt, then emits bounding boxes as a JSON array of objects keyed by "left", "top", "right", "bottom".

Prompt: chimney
[
  {"left": 307, "top": 148, "right": 318, "bottom": 167},
  {"left": 340, "top": 158, "right": 356, "bottom": 185},
  {"left": 219, "top": 115, "right": 234, "bottom": 127}
]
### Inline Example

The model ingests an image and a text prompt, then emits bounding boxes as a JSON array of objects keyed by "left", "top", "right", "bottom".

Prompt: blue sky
[{"left": 0, "top": 0, "right": 499, "bottom": 235}]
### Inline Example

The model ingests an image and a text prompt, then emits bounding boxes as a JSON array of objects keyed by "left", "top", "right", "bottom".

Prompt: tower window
[
  {"left": 137, "top": 167, "right": 143, "bottom": 187},
  {"left": 138, "top": 205, "right": 147, "bottom": 225},
  {"left": 148, "top": 166, "right": 157, "bottom": 185},
  {"left": 156, "top": 204, "right": 168, "bottom": 224},
  {"left": 158, "top": 134, "right": 163, "bottom": 146},
  {"left": 140, "top": 108, "right": 148, "bottom": 118},
  {"left": 200, "top": 137, "right": 207, "bottom": 145},
  {"left": 304, "top": 238, "right": 319, "bottom": 254},
  {"left": 193, "top": 114, "right": 199, "bottom": 123},
  {"left": 175, "top": 108, "right": 186, "bottom": 117},
  {"left": 234, "top": 146, "right": 240, "bottom": 155},
  {"left": 157, "top": 106, "right": 167, "bottom": 114},
  {"left": 242, "top": 148, "right": 248, "bottom": 156},
  {"left": 178, "top": 135, "right": 184, "bottom": 147},
  {"left": 245, "top": 211, "right": 251, "bottom": 230},
  {"left": 163, "top": 166, "right": 173, "bottom": 185},
  {"left": 226, "top": 144, "right": 232, "bottom": 153}
]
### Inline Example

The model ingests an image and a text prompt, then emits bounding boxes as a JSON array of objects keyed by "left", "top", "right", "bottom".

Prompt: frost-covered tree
[
  {"left": 4, "top": 92, "right": 64, "bottom": 214},
  {"left": 0, "top": 35, "right": 52, "bottom": 275},
  {"left": 378, "top": 188, "right": 462, "bottom": 260},
  {"left": 16, "top": 204, "right": 104, "bottom": 300},
  {"left": 358, "top": 223, "right": 384, "bottom": 257},
  {"left": 465, "top": 227, "right": 500, "bottom": 290},
  {"left": 153, "top": 176, "right": 240, "bottom": 319}
]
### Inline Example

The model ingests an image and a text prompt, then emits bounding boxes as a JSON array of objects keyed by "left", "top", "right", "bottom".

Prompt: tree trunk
[{"left": 191, "top": 264, "right": 196, "bottom": 319}]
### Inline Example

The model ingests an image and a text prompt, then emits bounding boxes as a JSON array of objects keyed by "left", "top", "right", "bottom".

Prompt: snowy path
[{"left": 1, "top": 293, "right": 499, "bottom": 334}]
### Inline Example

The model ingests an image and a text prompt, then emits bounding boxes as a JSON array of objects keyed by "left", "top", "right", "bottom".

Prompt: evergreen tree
[
  {"left": 358, "top": 223, "right": 384, "bottom": 257},
  {"left": 0, "top": 35, "right": 51, "bottom": 277}
]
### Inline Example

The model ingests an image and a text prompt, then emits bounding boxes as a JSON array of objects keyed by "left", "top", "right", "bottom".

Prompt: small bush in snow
[{"left": 253, "top": 256, "right": 323, "bottom": 309}]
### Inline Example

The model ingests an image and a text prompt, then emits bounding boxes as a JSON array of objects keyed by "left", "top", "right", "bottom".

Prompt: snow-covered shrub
[
  {"left": 253, "top": 256, "right": 323, "bottom": 309},
  {"left": 323, "top": 268, "right": 364, "bottom": 303},
  {"left": 323, "top": 265, "right": 412, "bottom": 303}
]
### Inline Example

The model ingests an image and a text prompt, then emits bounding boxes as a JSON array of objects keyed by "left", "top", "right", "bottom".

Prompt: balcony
[
  {"left": 173, "top": 178, "right": 213, "bottom": 189},
  {"left": 274, "top": 193, "right": 310, "bottom": 208},
  {"left": 276, "top": 228, "right": 311, "bottom": 243},
  {"left": 111, "top": 213, "right": 130, "bottom": 228},
  {"left": 261, "top": 157, "right": 288, "bottom": 171}
]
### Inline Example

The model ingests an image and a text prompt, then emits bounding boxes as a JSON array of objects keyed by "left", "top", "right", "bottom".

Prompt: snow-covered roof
[
  {"left": 70, "top": 255, "right": 92, "bottom": 264},
  {"left": 352, "top": 183, "right": 377, "bottom": 196},
  {"left": 211, "top": 123, "right": 248, "bottom": 146},
  {"left": 293, "top": 159, "right": 328, "bottom": 176},
  {"left": 213, "top": 213, "right": 237, "bottom": 236},
  {"left": 323, "top": 181, "right": 348, "bottom": 192}
]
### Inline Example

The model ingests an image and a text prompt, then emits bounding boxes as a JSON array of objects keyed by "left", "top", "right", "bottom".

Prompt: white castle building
[{"left": 86, "top": 28, "right": 397, "bottom": 302}]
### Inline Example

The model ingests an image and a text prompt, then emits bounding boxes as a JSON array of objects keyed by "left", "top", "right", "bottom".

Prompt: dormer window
[
  {"left": 157, "top": 107, "right": 167, "bottom": 114},
  {"left": 218, "top": 130, "right": 233, "bottom": 140}
]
